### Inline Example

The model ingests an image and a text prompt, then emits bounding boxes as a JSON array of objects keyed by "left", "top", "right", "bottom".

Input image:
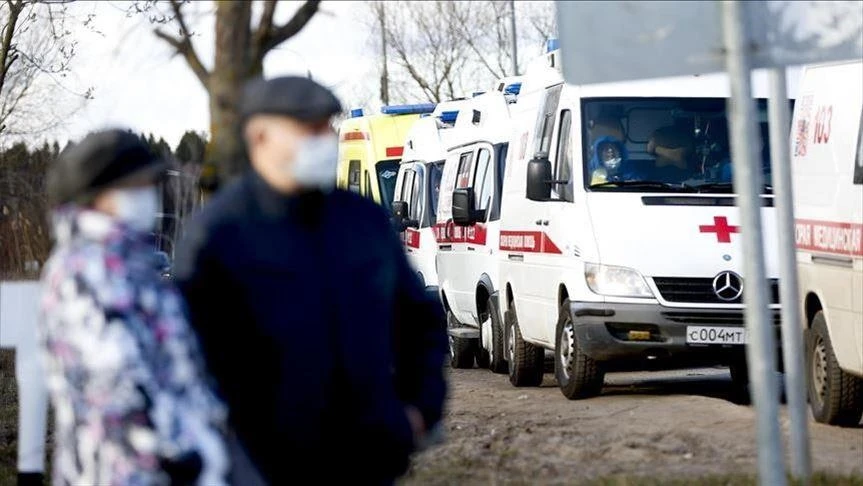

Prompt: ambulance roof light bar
[
  {"left": 504, "top": 82, "right": 522, "bottom": 95},
  {"left": 380, "top": 103, "right": 437, "bottom": 115},
  {"left": 546, "top": 38, "right": 559, "bottom": 53},
  {"left": 438, "top": 111, "right": 459, "bottom": 124},
  {"left": 349, "top": 108, "right": 364, "bottom": 118}
]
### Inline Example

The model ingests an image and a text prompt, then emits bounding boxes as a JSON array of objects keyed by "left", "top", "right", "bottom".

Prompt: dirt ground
[{"left": 400, "top": 364, "right": 863, "bottom": 485}]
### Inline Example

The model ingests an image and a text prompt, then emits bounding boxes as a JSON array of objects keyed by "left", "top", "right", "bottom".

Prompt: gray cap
[
  {"left": 239, "top": 76, "right": 342, "bottom": 123},
  {"left": 48, "top": 129, "right": 166, "bottom": 206}
]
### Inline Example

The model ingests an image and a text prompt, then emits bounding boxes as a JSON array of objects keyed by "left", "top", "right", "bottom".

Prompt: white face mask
[
  {"left": 112, "top": 186, "right": 159, "bottom": 232},
  {"left": 289, "top": 133, "right": 339, "bottom": 191},
  {"left": 605, "top": 157, "right": 622, "bottom": 172}
]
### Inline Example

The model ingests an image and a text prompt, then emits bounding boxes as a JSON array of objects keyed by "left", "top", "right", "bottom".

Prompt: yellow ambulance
[{"left": 337, "top": 104, "right": 435, "bottom": 210}]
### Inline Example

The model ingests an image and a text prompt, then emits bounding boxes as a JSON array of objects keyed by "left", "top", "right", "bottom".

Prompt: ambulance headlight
[{"left": 585, "top": 264, "right": 654, "bottom": 298}]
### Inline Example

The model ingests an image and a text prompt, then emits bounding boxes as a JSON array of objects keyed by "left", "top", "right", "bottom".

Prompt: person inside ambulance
[
  {"left": 646, "top": 125, "right": 697, "bottom": 183},
  {"left": 588, "top": 136, "right": 638, "bottom": 184}
]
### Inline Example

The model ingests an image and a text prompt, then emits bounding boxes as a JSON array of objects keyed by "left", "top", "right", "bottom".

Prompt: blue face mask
[{"left": 289, "top": 133, "right": 338, "bottom": 192}]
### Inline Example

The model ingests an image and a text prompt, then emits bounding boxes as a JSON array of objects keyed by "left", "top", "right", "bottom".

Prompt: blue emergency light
[
  {"left": 472, "top": 91, "right": 486, "bottom": 98},
  {"left": 546, "top": 38, "right": 559, "bottom": 53},
  {"left": 438, "top": 111, "right": 459, "bottom": 124},
  {"left": 380, "top": 103, "right": 437, "bottom": 115},
  {"left": 504, "top": 83, "right": 522, "bottom": 95},
  {"left": 349, "top": 108, "right": 364, "bottom": 118}
]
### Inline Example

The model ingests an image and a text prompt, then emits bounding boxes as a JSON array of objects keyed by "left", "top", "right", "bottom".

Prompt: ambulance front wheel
[
  {"left": 505, "top": 306, "right": 543, "bottom": 387},
  {"left": 554, "top": 299, "right": 604, "bottom": 400},
  {"left": 807, "top": 311, "right": 863, "bottom": 426},
  {"left": 448, "top": 310, "right": 475, "bottom": 369}
]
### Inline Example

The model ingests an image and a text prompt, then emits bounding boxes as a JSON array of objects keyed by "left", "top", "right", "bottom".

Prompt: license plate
[{"left": 686, "top": 326, "right": 747, "bottom": 345}]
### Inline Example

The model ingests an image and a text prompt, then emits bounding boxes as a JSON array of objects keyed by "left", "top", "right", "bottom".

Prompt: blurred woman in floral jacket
[{"left": 38, "top": 129, "right": 229, "bottom": 485}]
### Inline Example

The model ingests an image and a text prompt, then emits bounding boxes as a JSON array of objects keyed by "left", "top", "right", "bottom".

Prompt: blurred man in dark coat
[{"left": 173, "top": 76, "right": 448, "bottom": 485}]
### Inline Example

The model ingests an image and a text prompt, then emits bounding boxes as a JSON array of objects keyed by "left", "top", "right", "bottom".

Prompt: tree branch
[
  {"left": 153, "top": 0, "right": 210, "bottom": 89},
  {"left": 0, "top": 0, "right": 24, "bottom": 95},
  {"left": 256, "top": 0, "right": 320, "bottom": 62},
  {"left": 250, "top": 0, "right": 277, "bottom": 64}
]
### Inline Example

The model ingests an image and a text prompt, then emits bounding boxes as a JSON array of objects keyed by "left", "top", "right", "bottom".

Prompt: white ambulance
[
  {"left": 391, "top": 101, "right": 464, "bottom": 294},
  {"left": 499, "top": 49, "right": 789, "bottom": 398},
  {"left": 791, "top": 60, "right": 863, "bottom": 426},
  {"left": 435, "top": 82, "right": 521, "bottom": 372}
]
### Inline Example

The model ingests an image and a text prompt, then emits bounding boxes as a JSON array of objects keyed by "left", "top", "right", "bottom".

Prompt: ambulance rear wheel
[
  {"left": 807, "top": 312, "right": 863, "bottom": 426},
  {"left": 506, "top": 306, "right": 543, "bottom": 387},
  {"left": 448, "top": 310, "right": 475, "bottom": 369},
  {"left": 554, "top": 299, "right": 604, "bottom": 399}
]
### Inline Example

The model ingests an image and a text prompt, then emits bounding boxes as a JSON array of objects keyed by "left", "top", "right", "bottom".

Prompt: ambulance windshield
[
  {"left": 582, "top": 98, "right": 784, "bottom": 193},
  {"left": 377, "top": 160, "right": 400, "bottom": 209}
]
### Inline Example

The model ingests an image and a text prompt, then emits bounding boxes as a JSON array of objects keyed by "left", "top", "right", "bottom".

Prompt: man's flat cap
[
  {"left": 48, "top": 129, "right": 166, "bottom": 206},
  {"left": 240, "top": 76, "right": 342, "bottom": 123}
]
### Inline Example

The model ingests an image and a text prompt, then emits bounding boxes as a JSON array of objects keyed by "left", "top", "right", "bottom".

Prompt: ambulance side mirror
[
  {"left": 452, "top": 188, "right": 481, "bottom": 226},
  {"left": 526, "top": 156, "right": 553, "bottom": 201},
  {"left": 391, "top": 201, "right": 419, "bottom": 231}
]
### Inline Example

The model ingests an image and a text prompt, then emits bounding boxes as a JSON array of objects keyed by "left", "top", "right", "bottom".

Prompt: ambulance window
[
  {"left": 428, "top": 161, "right": 445, "bottom": 224},
  {"left": 534, "top": 84, "right": 564, "bottom": 156},
  {"left": 554, "top": 110, "right": 574, "bottom": 202},
  {"left": 348, "top": 160, "right": 361, "bottom": 193},
  {"left": 855, "top": 108, "right": 863, "bottom": 185},
  {"left": 457, "top": 152, "right": 474, "bottom": 188},
  {"left": 410, "top": 168, "right": 423, "bottom": 222},
  {"left": 474, "top": 148, "right": 493, "bottom": 214},
  {"left": 400, "top": 170, "right": 415, "bottom": 202}
]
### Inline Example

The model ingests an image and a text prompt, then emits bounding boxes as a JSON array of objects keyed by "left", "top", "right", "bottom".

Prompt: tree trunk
[{"left": 206, "top": 1, "right": 253, "bottom": 188}]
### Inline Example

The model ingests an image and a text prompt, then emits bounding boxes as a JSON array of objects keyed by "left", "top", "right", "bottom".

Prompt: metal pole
[
  {"left": 509, "top": 0, "right": 518, "bottom": 75},
  {"left": 720, "top": 2, "right": 786, "bottom": 485},
  {"left": 768, "top": 67, "right": 812, "bottom": 483}
]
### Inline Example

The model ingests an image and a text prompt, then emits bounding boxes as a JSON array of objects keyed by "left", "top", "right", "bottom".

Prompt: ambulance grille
[
  {"left": 662, "top": 311, "right": 782, "bottom": 326},
  {"left": 652, "top": 277, "right": 780, "bottom": 305}
]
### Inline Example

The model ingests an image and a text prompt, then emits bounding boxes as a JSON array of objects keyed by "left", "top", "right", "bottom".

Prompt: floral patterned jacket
[{"left": 39, "top": 207, "right": 229, "bottom": 486}]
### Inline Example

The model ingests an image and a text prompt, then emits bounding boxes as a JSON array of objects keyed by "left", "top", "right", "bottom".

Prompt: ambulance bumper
[{"left": 569, "top": 302, "right": 782, "bottom": 368}]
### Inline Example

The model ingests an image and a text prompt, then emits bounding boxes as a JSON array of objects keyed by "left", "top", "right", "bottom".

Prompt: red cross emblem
[{"left": 699, "top": 216, "right": 740, "bottom": 243}]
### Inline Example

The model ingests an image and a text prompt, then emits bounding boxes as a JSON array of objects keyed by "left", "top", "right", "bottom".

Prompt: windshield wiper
[
  {"left": 589, "top": 180, "right": 697, "bottom": 192},
  {"left": 693, "top": 182, "right": 773, "bottom": 194}
]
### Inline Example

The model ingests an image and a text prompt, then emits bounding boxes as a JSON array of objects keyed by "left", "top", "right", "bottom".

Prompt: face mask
[
  {"left": 289, "top": 133, "right": 339, "bottom": 191},
  {"left": 112, "top": 186, "right": 159, "bottom": 232},
  {"left": 605, "top": 157, "right": 622, "bottom": 172}
]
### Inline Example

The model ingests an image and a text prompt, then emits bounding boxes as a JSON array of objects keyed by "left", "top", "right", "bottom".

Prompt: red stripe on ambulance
[
  {"left": 433, "top": 222, "right": 487, "bottom": 245},
  {"left": 795, "top": 219, "right": 863, "bottom": 257},
  {"left": 499, "top": 230, "right": 562, "bottom": 254},
  {"left": 404, "top": 228, "right": 421, "bottom": 249}
]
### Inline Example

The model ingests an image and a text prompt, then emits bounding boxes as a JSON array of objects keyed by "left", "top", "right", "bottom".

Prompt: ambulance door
[
  {"left": 449, "top": 148, "right": 479, "bottom": 324},
  {"left": 406, "top": 164, "right": 426, "bottom": 282},
  {"left": 459, "top": 143, "right": 496, "bottom": 324},
  {"left": 436, "top": 151, "right": 466, "bottom": 320},
  {"left": 514, "top": 83, "right": 564, "bottom": 345},
  {"left": 393, "top": 165, "right": 415, "bottom": 252}
]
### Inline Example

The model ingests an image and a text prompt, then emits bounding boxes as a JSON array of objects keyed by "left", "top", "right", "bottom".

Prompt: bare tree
[
  {"left": 0, "top": 0, "right": 93, "bottom": 142},
  {"left": 362, "top": 1, "right": 556, "bottom": 105},
  {"left": 138, "top": 0, "right": 321, "bottom": 189}
]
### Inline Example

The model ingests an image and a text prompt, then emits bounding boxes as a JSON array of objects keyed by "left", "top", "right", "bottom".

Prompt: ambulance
[
  {"left": 498, "top": 48, "right": 790, "bottom": 398},
  {"left": 791, "top": 60, "right": 863, "bottom": 426},
  {"left": 337, "top": 104, "right": 433, "bottom": 210},
  {"left": 435, "top": 80, "right": 521, "bottom": 372},
  {"left": 391, "top": 101, "right": 465, "bottom": 297}
]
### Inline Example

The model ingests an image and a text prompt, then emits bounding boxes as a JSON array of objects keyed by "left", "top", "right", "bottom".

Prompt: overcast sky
[
  {"left": 57, "top": 1, "right": 375, "bottom": 149},
  {"left": 50, "top": 1, "right": 804, "bottom": 151}
]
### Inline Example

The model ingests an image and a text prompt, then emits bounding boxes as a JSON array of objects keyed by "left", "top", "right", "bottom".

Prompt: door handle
[
  {"left": 508, "top": 254, "right": 524, "bottom": 261},
  {"left": 439, "top": 245, "right": 452, "bottom": 251},
  {"left": 467, "top": 247, "right": 476, "bottom": 252}
]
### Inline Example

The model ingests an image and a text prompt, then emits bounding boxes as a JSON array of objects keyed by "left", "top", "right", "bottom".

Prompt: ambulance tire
[
  {"left": 487, "top": 297, "right": 508, "bottom": 374},
  {"left": 807, "top": 312, "right": 863, "bottom": 426},
  {"left": 554, "top": 299, "right": 604, "bottom": 400},
  {"left": 506, "top": 307, "right": 543, "bottom": 387},
  {"left": 448, "top": 310, "right": 475, "bottom": 369}
]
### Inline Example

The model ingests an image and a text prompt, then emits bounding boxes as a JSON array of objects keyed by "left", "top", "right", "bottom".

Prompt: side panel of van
[{"left": 792, "top": 61, "right": 863, "bottom": 376}]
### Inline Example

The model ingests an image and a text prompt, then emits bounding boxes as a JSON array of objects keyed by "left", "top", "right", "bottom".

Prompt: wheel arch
[{"left": 804, "top": 291, "right": 823, "bottom": 329}]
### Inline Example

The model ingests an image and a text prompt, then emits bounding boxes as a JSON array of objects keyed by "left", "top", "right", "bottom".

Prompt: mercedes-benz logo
[{"left": 712, "top": 271, "right": 743, "bottom": 301}]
